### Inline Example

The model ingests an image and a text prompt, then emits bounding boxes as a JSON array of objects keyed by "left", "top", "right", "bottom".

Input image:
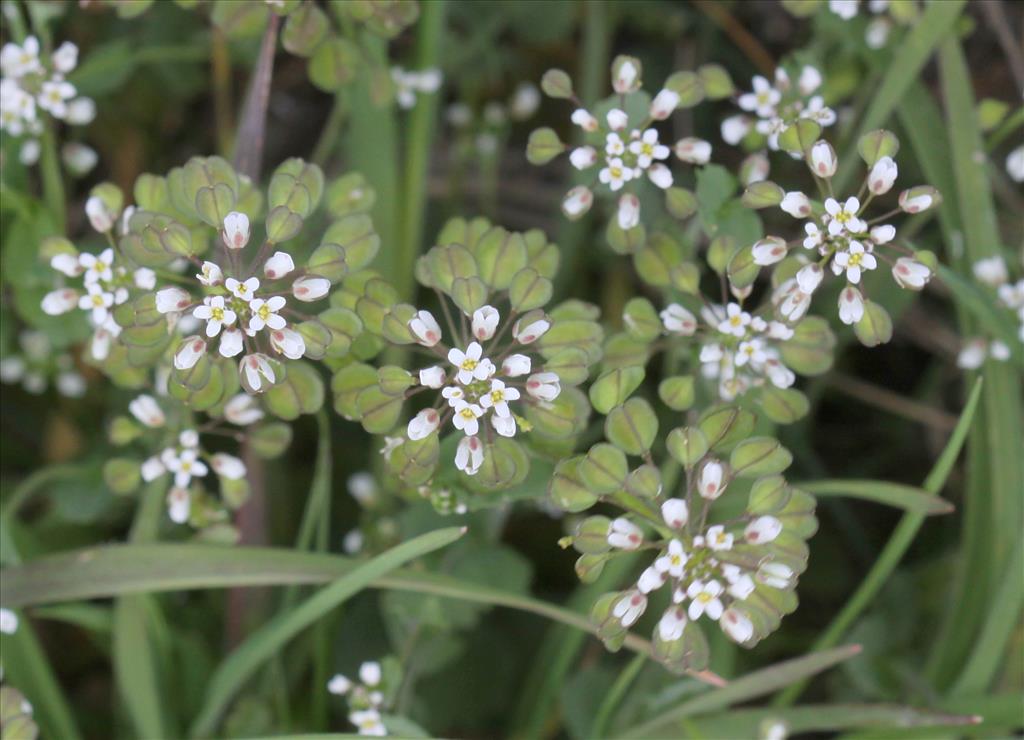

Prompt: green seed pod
[
  {"left": 757, "top": 386, "right": 810, "bottom": 424},
  {"left": 109, "top": 416, "right": 142, "bottom": 445},
  {"left": 654, "top": 619, "right": 710, "bottom": 674},
  {"left": 475, "top": 228, "right": 528, "bottom": 291},
  {"left": 427, "top": 244, "right": 479, "bottom": 293},
  {"left": 331, "top": 362, "right": 378, "bottom": 420},
  {"left": 707, "top": 234, "right": 738, "bottom": 276},
  {"left": 269, "top": 158, "right": 324, "bottom": 217},
  {"left": 625, "top": 464, "right": 662, "bottom": 499},
  {"left": 601, "top": 332, "right": 652, "bottom": 371},
  {"left": 697, "top": 63, "right": 734, "bottom": 98},
  {"left": 541, "top": 348, "right": 591, "bottom": 386},
  {"left": 658, "top": 375, "right": 695, "bottom": 411},
  {"left": 354, "top": 278, "right": 399, "bottom": 335},
  {"left": 747, "top": 475, "right": 791, "bottom": 514},
  {"left": 307, "top": 243, "right": 348, "bottom": 283},
  {"left": 742, "top": 181, "right": 785, "bottom": 209},
  {"left": 281, "top": 2, "right": 329, "bottom": 56},
  {"left": 509, "top": 268, "right": 552, "bottom": 313},
  {"left": 326, "top": 172, "right": 376, "bottom": 217},
  {"left": 605, "top": 398, "right": 658, "bottom": 456},
  {"left": 575, "top": 553, "right": 608, "bottom": 583},
  {"left": 666, "top": 426, "right": 709, "bottom": 468},
  {"left": 378, "top": 366, "right": 414, "bottom": 396},
  {"left": 606, "top": 220, "right": 646, "bottom": 255},
  {"left": 387, "top": 434, "right": 438, "bottom": 486},
  {"left": 526, "top": 389, "right": 588, "bottom": 439},
  {"left": 730, "top": 436, "right": 793, "bottom": 477},
  {"left": 698, "top": 404, "right": 756, "bottom": 453},
  {"left": 248, "top": 422, "right": 292, "bottom": 459},
  {"left": 589, "top": 366, "right": 645, "bottom": 414},
  {"left": 526, "top": 127, "right": 564, "bottom": 165},
  {"left": 524, "top": 228, "right": 560, "bottom": 278},
  {"left": 380, "top": 303, "right": 416, "bottom": 345},
  {"left": 133, "top": 172, "right": 173, "bottom": 213},
  {"left": 780, "top": 316, "right": 835, "bottom": 375},
  {"left": 308, "top": 37, "right": 360, "bottom": 92},
  {"left": 265, "top": 206, "right": 304, "bottom": 244},
  {"left": 727, "top": 244, "right": 760, "bottom": 289},
  {"left": 264, "top": 361, "right": 324, "bottom": 420},
  {"left": 540, "top": 68, "right": 573, "bottom": 98},
  {"left": 591, "top": 591, "right": 628, "bottom": 651},
  {"left": 322, "top": 214, "right": 380, "bottom": 272},
  {"left": 471, "top": 437, "right": 529, "bottom": 490},
  {"left": 549, "top": 457, "right": 598, "bottom": 512},
  {"left": 39, "top": 235, "right": 77, "bottom": 262},
  {"left": 778, "top": 119, "right": 821, "bottom": 155},
  {"left": 578, "top": 443, "right": 628, "bottom": 495},
  {"left": 449, "top": 276, "right": 488, "bottom": 316},
  {"left": 355, "top": 387, "right": 405, "bottom": 434},
  {"left": 854, "top": 300, "right": 893, "bottom": 347},
  {"left": 104, "top": 457, "right": 141, "bottom": 495},
  {"left": 857, "top": 129, "right": 900, "bottom": 166},
  {"left": 295, "top": 320, "right": 332, "bottom": 360},
  {"left": 573, "top": 516, "right": 613, "bottom": 554},
  {"left": 220, "top": 477, "right": 250, "bottom": 509},
  {"left": 622, "top": 297, "right": 661, "bottom": 342},
  {"left": 665, "top": 186, "right": 698, "bottom": 219},
  {"left": 665, "top": 70, "right": 703, "bottom": 107}
]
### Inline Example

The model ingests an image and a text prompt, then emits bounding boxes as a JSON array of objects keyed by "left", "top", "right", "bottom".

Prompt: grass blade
[
  {"left": 625, "top": 645, "right": 861, "bottom": 737},
  {"left": 774, "top": 378, "right": 983, "bottom": 706},
  {"left": 797, "top": 480, "right": 953, "bottom": 515},
  {"left": 188, "top": 527, "right": 465, "bottom": 737}
]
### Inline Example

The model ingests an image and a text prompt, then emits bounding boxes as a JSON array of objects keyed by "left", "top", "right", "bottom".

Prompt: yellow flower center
[
  {"left": 729, "top": 316, "right": 742, "bottom": 327},
  {"left": 211, "top": 307, "right": 224, "bottom": 321},
  {"left": 238, "top": 284, "right": 248, "bottom": 295},
  {"left": 460, "top": 358, "right": 478, "bottom": 371},
  {"left": 697, "top": 592, "right": 712, "bottom": 603},
  {"left": 258, "top": 304, "right": 271, "bottom": 320},
  {"left": 641, "top": 143, "right": 654, "bottom": 156},
  {"left": 459, "top": 408, "right": 476, "bottom": 420},
  {"left": 610, "top": 166, "right": 622, "bottom": 179},
  {"left": 91, "top": 294, "right": 104, "bottom": 307},
  {"left": 716, "top": 532, "right": 728, "bottom": 543},
  {"left": 669, "top": 554, "right": 682, "bottom": 567},
  {"left": 848, "top": 252, "right": 862, "bottom": 267},
  {"left": 836, "top": 209, "right": 851, "bottom": 223},
  {"left": 490, "top": 389, "right": 504, "bottom": 403},
  {"left": 181, "top": 461, "right": 192, "bottom": 472}
]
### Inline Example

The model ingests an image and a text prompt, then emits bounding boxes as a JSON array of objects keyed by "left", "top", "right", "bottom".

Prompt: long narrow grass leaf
[{"left": 798, "top": 480, "right": 953, "bottom": 515}]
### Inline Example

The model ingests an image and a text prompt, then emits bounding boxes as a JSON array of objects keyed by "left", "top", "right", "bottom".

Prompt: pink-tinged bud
[{"left": 222, "top": 211, "right": 250, "bottom": 250}]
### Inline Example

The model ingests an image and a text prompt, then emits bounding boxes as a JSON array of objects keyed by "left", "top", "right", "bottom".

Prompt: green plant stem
[
  {"left": 773, "top": 379, "right": 983, "bottom": 707},
  {"left": 591, "top": 652, "right": 646, "bottom": 738},
  {"left": 311, "top": 92, "right": 349, "bottom": 167},
  {"left": 398, "top": 0, "right": 446, "bottom": 302},
  {"left": 39, "top": 121, "right": 66, "bottom": 234}
]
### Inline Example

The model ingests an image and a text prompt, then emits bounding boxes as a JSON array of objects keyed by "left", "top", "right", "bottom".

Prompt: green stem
[
  {"left": 591, "top": 652, "right": 646, "bottom": 738},
  {"left": 311, "top": 92, "right": 349, "bottom": 167},
  {"left": 398, "top": 0, "right": 446, "bottom": 302},
  {"left": 39, "top": 120, "right": 66, "bottom": 233}
]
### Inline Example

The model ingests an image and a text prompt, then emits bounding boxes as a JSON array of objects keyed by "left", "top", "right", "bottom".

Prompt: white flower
[
  {"left": 739, "top": 75, "right": 780, "bottom": 118},
  {"left": 248, "top": 296, "right": 287, "bottom": 332},
  {"left": 419, "top": 366, "right": 446, "bottom": 388},
  {"left": 359, "top": 661, "right": 382, "bottom": 687},
  {"left": 718, "top": 303, "right": 751, "bottom": 338},
  {"left": 752, "top": 236, "right": 789, "bottom": 266},
  {"left": 350, "top": 709, "right": 386, "bottom": 736},
  {"left": 802, "top": 222, "right": 824, "bottom": 251},
  {"left": 155, "top": 287, "right": 191, "bottom": 314},
  {"left": 825, "top": 196, "right": 867, "bottom": 236},
  {"left": 196, "top": 261, "right": 224, "bottom": 286},
  {"left": 687, "top": 579, "right": 724, "bottom": 620},
  {"left": 796, "top": 263, "right": 824, "bottom": 294},
  {"left": 51, "top": 41, "right": 78, "bottom": 73},
  {"left": 129, "top": 395, "right": 165, "bottom": 428},
  {"left": 240, "top": 353, "right": 276, "bottom": 392},
  {"left": 264, "top": 251, "right": 295, "bottom": 280},
  {"left": 562, "top": 186, "right": 594, "bottom": 218},
  {"left": 832, "top": 241, "right": 876, "bottom": 284},
  {"left": 219, "top": 328, "right": 244, "bottom": 358},
  {"left": 448, "top": 342, "right": 493, "bottom": 384},
  {"left": 798, "top": 65, "right": 822, "bottom": 95},
  {"left": 745, "top": 515, "right": 782, "bottom": 544},
  {"left": 509, "top": 82, "right": 540, "bottom": 120},
  {"left": 650, "top": 88, "right": 680, "bottom": 120},
  {"left": 226, "top": 276, "right": 260, "bottom": 302},
  {"left": 167, "top": 487, "right": 191, "bottom": 523},
  {"left": 898, "top": 188, "right": 933, "bottom": 213},
  {"left": 327, "top": 674, "right": 352, "bottom": 695},
  {"left": 211, "top": 453, "right": 246, "bottom": 480},
  {"left": 607, "top": 517, "right": 644, "bottom": 550},
  {"left": 140, "top": 456, "right": 166, "bottom": 482},
  {"left": 606, "top": 107, "right": 629, "bottom": 132},
  {"left": 990, "top": 340, "right": 1011, "bottom": 361},
  {"left": 780, "top": 191, "right": 811, "bottom": 218},
  {"left": 598, "top": 157, "right": 633, "bottom": 191},
  {"left": 721, "top": 115, "right": 752, "bottom": 145},
  {"left": 957, "top": 339, "right": 987, "bottom": 369},
  {"left": 569, "top": 146, "right": 597, "bottom": 170},
  {"left": 802, "top": 96, "right": 837, "bottom": 127},
  {"left": 194, "top": 295, "right": 237, "bottom": 337},
  {"left": 222, "top": 212, "right": 250, "bottom": 250},
  {"left": 699, "top": 460, "right": 726, "bottom": 499},
  {"left": 758, "top": 562, "right": 794, "bottom": 589},
  {"left": 829, "top": 0, "right": 859, "bottom": 19},
  {"left": 647, "top": 163, "right": 673, "bottom": 189},
  {"left": 570, "top": 108, "right": 598, "bottom": 132},
  {"left": 79, "top": 284, "right": 114, "bottom": 324},
  {"left": 269, "top": 327, "right": 306, "bottom": 359},
  {"left": 513, "top": 317, "right": 550, "bottom": 344},
  {"left": 973, "top": 256, "right": 1009, "bottom": 287},
  {"left": 809, "top": 140, "right": 837, "bottom": 178},
  {"left": 407, "top": 408, "right": 440, "bottom": 440},
  {"left": 630, "top": 129, "right": 671, "bottom": 168},
  {"left": 673, "top": 137, "right": 711, "bottom": 165},
  {"left": 62, "top": 141, "right": 97, "bottom": 174},
  {"left": 472, "top": 305, "right": 500, "bottom": 341},
  {"left": 654, "top": 539, "right": 688, "bottom": 577},
  {"left": 774, "top": 279, "right": 811, "bottom": 322},
  {"left": 1007, "top": 145, "right": 1024, "bottom": 183},
  {"left": 660, "top": 303, "right": 697, "bottom": 335},
  {"left": 1, "top": 36, "right": 41, "bottom": 77},
  {"left": 658, "top": 606, "right": 688, "bottom": 642},
  {"left": 85, "top": 196, "right": 115, "bottom": 232},
  {"left": 870, "top": 224, "right": 896, "bottom": 244},
  {"left": 38, "top": 79, "right": 76, "bottom": 118},
  {"left": 480, "top": 378, "right": 520, "bottom": 417},
  {"left": 409, "top": 310, "right": 442, "bottom": 346},
  {"left": 868, "top": 156, "right": 898, "bottom": 195},
  {"left": 224, "top": 393, "right": 264, "bottom": 425},
  {"left": 455, "top": 435, "right": 484, "bottom": 475},
  {"left": 452, "top": 400, "right": 484, "bottom": 436},
  {"left": 292, "top": 276, "right": 330, "bottom": 302},
  {"left": 637, "top": 565, "right": 666, "bottom": 594},
  {"left": 613, "top": 59, "right": 639, "bottom": 93},
  {"left": 133, "top": 267, "right": 156, "bottom": 290},
  {"left": 65, "top": 96, "right": 96, "bottom": 125},
  {"left": 838, "top": 286, "right": 865, "bottom": 325},
  {"left": 491, "top": 412, "right": 517, "bottom": 437},
  {"left": 612, "top": 590, "right": 647, "bottom": 627},
  {"left": 0, "top": 606, "right": 19, "bottom": 635},
  {"left": 49, "top": 252, "right": 83, "bottom": 277},
  {"left": 721, "top": 607, "right": 754, "bottom": 643},
  {"left": 661, "top": 498, "right": 688, "bottom": 529},
  {"left": 165, "top": 448, "right": 208, "bottom": 488},
  {"left": 616, "top": 193, "right": 640, "bottom": 230},
  {"left": 705, "top": 524, "right": 734, "bottom": 551},
  {"left": 724, "top": 566, "right": 756, "bottom": 600},
  {"left": 41, "top": 288, "right": 78, "bottom": 315},
  {"left": 441, "top": 386, "right": 465, "bottom": 407},
  {"left": 736, "top": 338, "right": 767, "bottom": 367},
  {"left": 526, "top": 372, "right": 560, "bottom": 401},
  {"left": 502, "top": 354, "right": 532, "bottom": 377},
  {"left": 892, "top": 257, "right": 931, "bottom": 290}
]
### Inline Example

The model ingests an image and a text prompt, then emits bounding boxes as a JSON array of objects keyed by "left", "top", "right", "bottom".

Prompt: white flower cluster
[
  {"left": 957, "top": 256, "right": 1023, "bottom": 368},
  {"left": 562, "top": 58, "right": 711, "bottom": 229},
  {"left": 0, "top": 329, "right": 86, "bottom": 397},
  {"left": 446, "top": 82, "right": 541, "bottom": 156},
  {"left": 391, "top": 66, "right": 442, "bottom": 110},
  {"left": 41, "top": 201, "right": 157, "bottom": 362},
  {"left": 402, "top": 304, "right": 558, "bottom": 476},
  {"left": 828, "top": 0, "right": 906, "bottom": 49},
  {"left": 766, "top": 140, "right": 935, "bottom": 325},
  {"left": 721, "top": 66, "right": 835, "bottom": 152},
  {"left": 661, "top": 302, "right": 797, "bottom": 401},
  {"left": 328, "top": 661, "right": 388, "bottom": 737},
  {"left": 605, "top": 461, "right": 789, "bottom": 646},
  {"left": 1, "top": 36, "right": 96, "bottom": 165},
  {"left": 155, "top": 211, "right": 323, "bottom": 393}
]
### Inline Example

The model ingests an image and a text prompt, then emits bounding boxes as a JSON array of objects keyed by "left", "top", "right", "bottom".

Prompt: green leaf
[
  {"left": 189, "top": 527, "right": 465, "bottom": 736},
  {"left": 798, "top": 480, "right": 953, "bottom": 515}
]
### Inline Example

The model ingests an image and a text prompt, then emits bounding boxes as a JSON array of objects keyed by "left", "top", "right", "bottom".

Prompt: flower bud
[
  {"left": 155, "top": 287, "right": 192, "bottom": 314},
  {"left": 471, "top": 305, "right": 500, "bottom": 341},
  {"left": 868, "top": 155, "right": 898, "bottom": 194},
  {"left": 264, "top": 251, "right": 295, "bottom": 279},
  {"left": 292, "top": 276, "right": 330, "bottom": 302},
  {"left": 85, "top": 195, "right": 115, "bottom": 233},
  {"left": 674, "top": 137, "right": 711, "bottom": 164},
  {"left": 269, "top": 327, "right": 306, "bottom": 359},
  {"left": 222, "top": 211, "right": 250, "bottom": 250},
  {"left": 892, "top": 257, "right": 931, "bottom": 290},
  {"left": 408, "top": 310, "right": 442, "bottom": 346},
  {"left": 174, "top": 336, "right": 207, "bottom": 370},
  {"left": 617, "top": 193, "right": 640, "bottom": 230},
  {"left": 650, "top": 88, "right": 680, "bottom": 120},
  {"left": 41, "top": 288, "right": 78, "bottom": 315},
  {"left": 808, "top": 140, "right": 837, "bottom": 178}
]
